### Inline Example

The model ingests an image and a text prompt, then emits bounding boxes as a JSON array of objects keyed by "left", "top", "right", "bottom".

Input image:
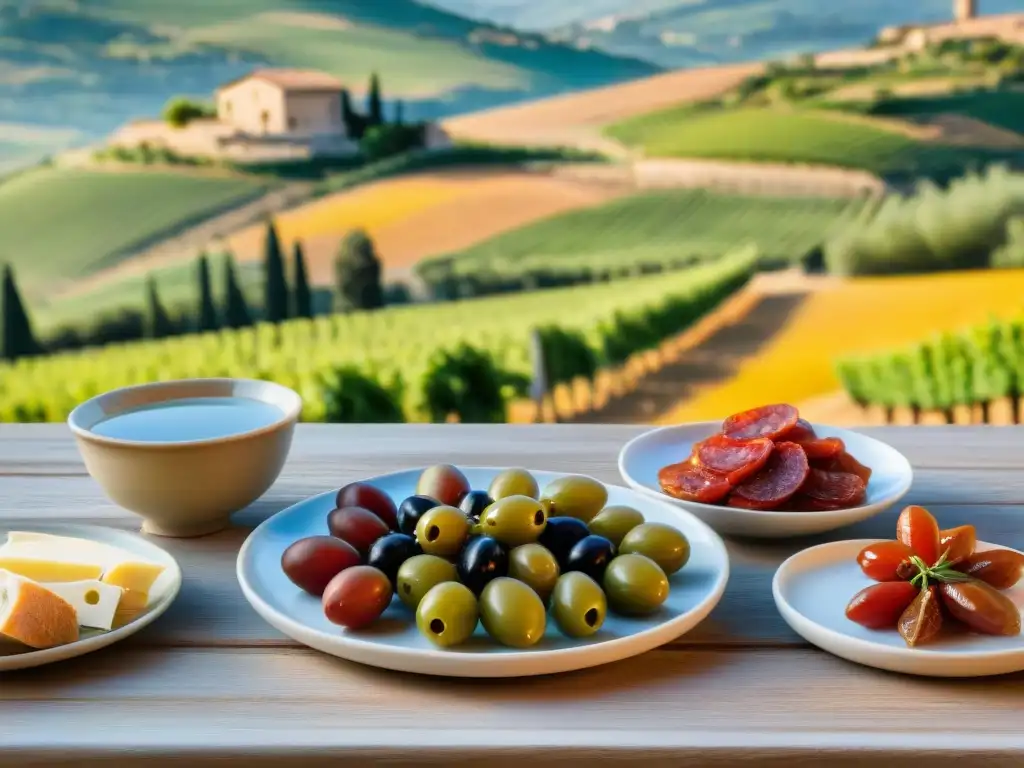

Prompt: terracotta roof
[{"left": 218, "top": 68, "right": 345, "bottom": 93}]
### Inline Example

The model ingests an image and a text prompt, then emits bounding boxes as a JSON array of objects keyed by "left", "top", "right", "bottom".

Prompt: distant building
[
  {"left": 955, "top": 0, "right": 977, "bottom": 23},
  {"left": 108, "top": 68, "right": 451, "bottom": 164},
  {"left": 215, "top": 69, "right": 348, "bottom": 137}
]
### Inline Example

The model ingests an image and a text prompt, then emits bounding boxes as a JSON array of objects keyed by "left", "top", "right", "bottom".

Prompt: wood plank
[
  {"left": 5, "top": 424, "right": 1024, "bottom": 476},
  {"left": 0, "top": 646, "right": 1022, "bottom": 768}
]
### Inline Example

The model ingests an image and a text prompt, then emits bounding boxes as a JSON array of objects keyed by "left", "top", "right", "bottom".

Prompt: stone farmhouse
[{"left": 110, "top": 68, "right": 451, "bottom": 163}]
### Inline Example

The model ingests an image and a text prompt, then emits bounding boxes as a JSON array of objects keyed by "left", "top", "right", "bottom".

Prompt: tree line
[{"left": 0, "top": 218, "right": 387, "bottom": 361}]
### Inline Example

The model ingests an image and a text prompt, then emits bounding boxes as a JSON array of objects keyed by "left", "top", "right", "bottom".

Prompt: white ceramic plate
[
  {"left": 618, "top": 422, "right": 913, "bottom": 538},
  {"left": 237, "top": 467, "right": 730, "bottom": 678},
  {"left": 774, "top": 538, "right": 1024, "bottom": 677},
  {"left": 0, "top": 523, "right": 182, "bottom": 672}
]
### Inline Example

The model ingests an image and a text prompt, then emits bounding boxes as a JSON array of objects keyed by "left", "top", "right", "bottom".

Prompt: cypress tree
[
  {"left": 196, "top": 252, "right": 218, "bottom": 332},
  {"left": 340, "top": 88, "right": 364, "bottom": 140},
  {"left": 223, "top": 253, "right": 252, "bottom": 329},
  {"left": 394, "top": 99, "right": 404, "bottom": 126},
  {"left": 145, "top": 275, "right": 174, "bottom": 339},
  {"left": 367, "top": 72, "right": 383, "bottom": 128},
  {"left": 262, "top": 220, "right": 289, "bottom": 323},
  {"left": 334, "top": 229, "right": 383, "bottom": 312},
  {"left": 292, "top": 240, "right": 312, "bottom": 319},
  {"left": 0, "top": 264, "right": 37, "bottom": 360}
]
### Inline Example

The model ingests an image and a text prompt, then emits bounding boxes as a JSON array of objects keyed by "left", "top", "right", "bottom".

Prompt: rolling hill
[
  {"left": 0, "top": 0, "right": 658, "bottom": 167},
  {"left": 431, "top": 0, "right": 1024, "bottom": 68}
]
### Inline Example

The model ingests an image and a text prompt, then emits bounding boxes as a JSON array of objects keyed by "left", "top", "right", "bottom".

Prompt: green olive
[
  {"left": 508, "top": 543, "right": 560, "bottom": 602},
  {"left": 551, "top": 571, "right": 607, "bottom": 638},
  {"left": 540, "top": 475, "right": 608, "bottom": 523},
  {"left": 416, "top": 582, "right": 478, "bottom": 648},
  {"left": 603, "top": 554, "right": 669, "bottom": 615},
  {"left": 588, "top": 505, "right": 645, "bottom": 546},
  {"left": 479, "top": 577, "right": 547, "bottom": 648},
  {"left": 415, "top": 505, "right": 470, "bottom": 557},
  {"left": 478, "top": 495, "right": 547, "bottom": 547},
  {"left": 619, "top": 523, "right": 690, "bottom": 575},
  {"left": 488, "top": 468, "right": 539, "bottom": 500},
  {"left": 397, "top": 554, "right": 458, "bottom": 609}
]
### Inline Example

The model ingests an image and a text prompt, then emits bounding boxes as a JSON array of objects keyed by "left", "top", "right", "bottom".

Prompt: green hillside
[
  {"left": 0, "top": 0, "right": 659, "bottom": 165},
  {"left": 418, "top": 188, "right": 862, "bottom": 283},
  {"left": 0, "top": 167, "right": 267, "bottom": 296}
]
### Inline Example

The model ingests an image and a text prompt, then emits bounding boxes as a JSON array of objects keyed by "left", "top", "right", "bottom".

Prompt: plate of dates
[
  {"left": 237, "top": 465, "right": 729, "bottom": 677},
  {"left": 773, "top": 504, "right": 1024, "bottom": 677}
]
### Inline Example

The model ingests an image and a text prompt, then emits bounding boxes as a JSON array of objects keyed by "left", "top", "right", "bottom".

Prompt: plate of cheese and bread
[{"left": 0, "top": 524, "right": 180, "bottom": 670}]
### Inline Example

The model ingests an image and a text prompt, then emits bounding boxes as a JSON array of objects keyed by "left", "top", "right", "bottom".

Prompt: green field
[
  {"left": 419, "top": 188, "right": 863, "bottom": 283},
  {"left": 0, "top": 167, "right": 267, "bottom": 296},
  {"left": 34, "top": 256, "right": 267, "bottom": 333},
  {"left": 606, "top": 106, "right": 1021, "bottom": 179},
  {"left": 0, "top": 249, "right": 756, "bottom": 423},
  {"left": 868, "top": 91, "right": 1024, "bottom": 136}
]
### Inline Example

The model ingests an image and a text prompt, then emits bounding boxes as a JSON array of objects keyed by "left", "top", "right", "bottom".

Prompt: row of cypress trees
[{"left": 146, "top": 222, "right": 314, "bottom": 339}]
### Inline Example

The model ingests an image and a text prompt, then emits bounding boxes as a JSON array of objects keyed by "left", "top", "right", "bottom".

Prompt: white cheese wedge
[{"left": 40, "top": 580, "right": 123, "bottom": 631}]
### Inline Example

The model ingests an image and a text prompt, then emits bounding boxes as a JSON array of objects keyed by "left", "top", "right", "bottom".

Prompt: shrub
[{"left": 163, "top": 98, "right": 215, "bottom": 128}]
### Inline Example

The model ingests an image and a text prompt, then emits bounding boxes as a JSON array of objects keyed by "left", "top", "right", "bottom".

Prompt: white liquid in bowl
[{"left": 90, "top": 397, "right": 284, "bottom": 443}]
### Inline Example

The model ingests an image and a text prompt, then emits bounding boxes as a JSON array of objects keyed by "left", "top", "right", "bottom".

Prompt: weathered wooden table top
[{"left": 2, "top": 423, "right": 1024, "bottom": 767}]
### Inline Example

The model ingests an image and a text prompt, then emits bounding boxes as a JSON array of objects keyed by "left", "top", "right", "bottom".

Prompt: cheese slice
[
  {"left": 0, "top": 570, "right": 79, "bottom": 648},
  {"left": 41, "top": 580, "right": 123, "bottom": 631},
  {"left": 0, "top": 532, "right": 166, "bottom": 619},
  {"left": 0, "top": 557, "right": 101, "bottom": 583}
]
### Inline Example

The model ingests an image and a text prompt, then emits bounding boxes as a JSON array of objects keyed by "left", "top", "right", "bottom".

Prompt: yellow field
[
  {"left": 657, "top": 269, "right": 1024, "bottom": 423},
  {"left": 225, "top": 168, "right": 625, "bottom": 282}
]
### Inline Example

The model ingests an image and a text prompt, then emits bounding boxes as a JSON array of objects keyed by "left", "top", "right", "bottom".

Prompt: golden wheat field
[
  {"left": 657, "top": 269, "right": 1024, "bottom": 424},
  {"left": 225, "top": 169, "right": 625, "bottom": 281}
]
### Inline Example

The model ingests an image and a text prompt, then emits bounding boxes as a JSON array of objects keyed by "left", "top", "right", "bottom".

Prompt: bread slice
[{"left": 0, "top": 570, "right": 79, "bottom": 649}]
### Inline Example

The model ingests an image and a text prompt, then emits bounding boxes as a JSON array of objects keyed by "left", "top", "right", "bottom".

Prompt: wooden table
[{"left": 3, "top": 423, "right": 1024, "bottom": 767}]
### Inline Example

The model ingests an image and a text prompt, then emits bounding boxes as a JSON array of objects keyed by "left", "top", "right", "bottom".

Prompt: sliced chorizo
[
  {"left": 797, "top": 436, "right": 845, "bottom": 461},
  {"left": 658, "top": 461, "right": 732, "bottom": 504},
  {"left": 727, "top": 441, "right": 810, "bottom": 510},
  {"left": 779, "top": 418, "right": 816, "bottom": 443},
  {"left": 795, "top": 468, "right": 866, "bottom": 510},
  {"left": 815, "top": 450, "right": 873, "bottom": 483},
  {"left": 722, "top": 404, "right": 799, "bottom": 441},
  {"left": 695, "top": 434, "right": 773, "bottom": 485}
]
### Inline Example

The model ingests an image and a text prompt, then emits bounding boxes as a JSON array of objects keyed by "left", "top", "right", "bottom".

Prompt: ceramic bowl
[
  {"left": 68, "top": 378, "right": 301, "bottom": 538},
  {"left": 617, "top": 421, "right": 913, "bottom": 539}
]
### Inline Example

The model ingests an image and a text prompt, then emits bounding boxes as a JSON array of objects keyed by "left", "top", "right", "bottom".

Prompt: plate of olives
[{"left": 237, "top": 465, "right": 729, "bottom": 677}]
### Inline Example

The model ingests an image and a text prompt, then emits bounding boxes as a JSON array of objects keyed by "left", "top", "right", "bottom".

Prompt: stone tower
[{"left": 955, "top": 0, "right": 976, "bottom": 22}]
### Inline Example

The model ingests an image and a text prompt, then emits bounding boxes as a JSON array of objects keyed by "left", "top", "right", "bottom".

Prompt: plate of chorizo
[{"left": 617, "top": 404, "right": 912, "bottom": 538}]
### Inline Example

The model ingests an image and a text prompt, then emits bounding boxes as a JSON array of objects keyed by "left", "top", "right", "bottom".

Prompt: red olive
[
  {"left": 281, "top": 535, "right": 361, "bottom": 596},
  {"left": 328, "top": 506, "right": 390, "bottom": 556},
  {"left": 335, "top": 482, "right": 399, "bottom": 530},
  {"left": 322, "top": 566, "right": 392, "bottom": 629},
  {"left": 416, "top": 464, "right": 471, "bottom": 507}
]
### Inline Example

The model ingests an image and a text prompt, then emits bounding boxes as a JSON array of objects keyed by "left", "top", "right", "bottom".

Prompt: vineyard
[
  {"left": 837, "top": 315, "right": 1024, "bottom": 425},
  {"left": 0, "top": 248, "right": 757, "bottom": 423},
  {"left": 418, "top": 189, "right": 861, "bottom": 286}
]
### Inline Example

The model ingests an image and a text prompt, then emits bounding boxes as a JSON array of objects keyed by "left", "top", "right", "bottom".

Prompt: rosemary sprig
[{"left": 907, "top": 553, "right": 972, "bottom": 588}]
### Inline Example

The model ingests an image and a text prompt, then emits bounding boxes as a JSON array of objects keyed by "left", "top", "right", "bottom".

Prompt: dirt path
[{"left": 568, "top": 277, "right": 812, "bottom": 424}]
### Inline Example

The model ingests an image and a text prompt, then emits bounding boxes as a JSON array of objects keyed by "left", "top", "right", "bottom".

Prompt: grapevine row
[
  {"left": 836, "top": 315, "right": 1024, "bottom": 424},
  {"left": 0, "top": 247, "right": 758, "bottom": 423}
]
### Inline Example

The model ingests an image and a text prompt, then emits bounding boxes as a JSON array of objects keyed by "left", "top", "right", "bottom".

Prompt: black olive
[
  {"left": 565, "top": 535, "right": 617, "bottom": 582},
  {"left": 397, "top": 495, "right": 441, "bottom": 537},
  {"left": 367, "top": 533, "right": 421, "bottom": 586},
  {"left": 538, "top": 516, "right": 590, "bottom": 566},
  {"left": 457, "top": 535, "right": 509, "bottom": 595},
  {"left": 459, "top": 490, "right": 494, "bottom": 522}
]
